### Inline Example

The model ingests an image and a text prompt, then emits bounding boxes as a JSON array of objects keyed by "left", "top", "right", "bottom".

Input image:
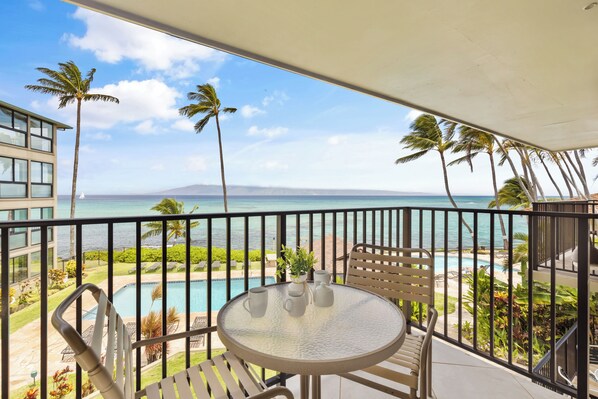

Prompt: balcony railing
[{"left": 0, "top": 204, "right": 596, "bottom": 399}]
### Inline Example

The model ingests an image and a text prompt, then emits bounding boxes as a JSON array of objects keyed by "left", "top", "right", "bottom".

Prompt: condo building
[{"left": 0, "top": 100, "right": 71, "bottom": 285}]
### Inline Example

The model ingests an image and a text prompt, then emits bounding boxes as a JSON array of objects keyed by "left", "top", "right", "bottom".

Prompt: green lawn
[{"left": 435, "top": 292, "right": 458, "bottom": 315}]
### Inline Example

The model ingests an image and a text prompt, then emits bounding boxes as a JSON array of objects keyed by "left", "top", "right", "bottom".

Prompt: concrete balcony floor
[{"left": 284, "top": 339, "right": 564, "bottom": 399}]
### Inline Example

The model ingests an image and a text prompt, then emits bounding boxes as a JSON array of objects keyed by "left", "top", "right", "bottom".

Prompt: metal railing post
[{"left": 577, "top": 217, "right": 590, "bottom": 399}]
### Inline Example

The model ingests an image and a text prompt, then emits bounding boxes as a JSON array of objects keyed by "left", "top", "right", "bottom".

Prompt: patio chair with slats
[
  {"left": 340, "top": 243, "right": 438, "bottom": 399},
  {"left": 52, "top": 283, "right": 294, "bottom": 399}
]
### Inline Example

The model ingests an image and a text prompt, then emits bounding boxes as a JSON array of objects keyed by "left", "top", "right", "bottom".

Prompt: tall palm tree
[
  {"left": 396, "top": 114, "right": 473, "bottom": 235},
  {"left": 142, "top": 198, "right": 199, "bottom": 243},
  {"left": 495, "top": 140, "right": 535, "bottom": 203},
  {"left": 450, "top": 127, "right": 508, "bottom": 249},
  {"left": 25, "top": 61, "right": 119, "bottom": 257},
  {"left": 179, "top": 84, "right": 237, "bottom": 212},
  {"left": 488, "top": 177, "right": 531, "bottom": 210}
]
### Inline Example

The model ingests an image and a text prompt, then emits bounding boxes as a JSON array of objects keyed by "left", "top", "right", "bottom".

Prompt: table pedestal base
[{"left": 299, "top": 375, "right": 320, "bottom": 399}]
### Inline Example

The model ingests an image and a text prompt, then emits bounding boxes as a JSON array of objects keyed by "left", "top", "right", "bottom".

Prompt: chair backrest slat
[
  {"left": 346, "top": 243, "right": 434, "bottom": 306},
  {"left": 92, "top": 293, "right": 107, "bottom": 355},
  {"left": 115, "top": 319, "right": 124, "bottom": 391},
  {"left": 104, "top": 308, "right": 116, "bottom": 378}
]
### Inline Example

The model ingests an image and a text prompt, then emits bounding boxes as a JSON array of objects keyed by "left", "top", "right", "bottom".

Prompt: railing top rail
[{"left": 0, "top": 204, "right": 596, "bottom": 229}]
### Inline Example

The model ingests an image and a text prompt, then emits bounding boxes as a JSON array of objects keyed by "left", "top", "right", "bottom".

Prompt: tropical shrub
[
  {"left": 85, "top": 245, "right": 267, "bottom": 264},
  {"left": 48, "top": 269, "right": 67, "bottom": 288},
  {"left": 81, "top": 378, "right": 95, "bottom": 397},
  {"left": 22, "top": 388, "right": 38, "bottom": 399},
  {"left": 0, "top": 287, "right": 16, "bottom": 311},
  {"left": 65, "top": 260, "right": 85, "bottom": 278},
  {"left": 49, "top": 367, "right": 73, "bottom": 399}
]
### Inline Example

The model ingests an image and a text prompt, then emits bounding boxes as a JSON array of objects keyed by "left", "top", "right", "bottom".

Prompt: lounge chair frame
[{"left": 52, "top": 283, "right": 293, "bottom": 399}]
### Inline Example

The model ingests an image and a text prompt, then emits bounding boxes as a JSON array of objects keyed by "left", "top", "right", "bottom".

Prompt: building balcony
[{"left": 1, "top": 202, "right": 596, "bottom": 398}]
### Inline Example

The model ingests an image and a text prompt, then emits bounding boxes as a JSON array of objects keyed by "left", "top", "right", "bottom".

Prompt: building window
[
  {"left": 31, "top": 161, "right": 53, "bottom": 198},
  {"left": 0, "top": 157, "right": 27, "bottom": 198},
  {"left": 31, "top": 207, "right": 54, "bottom": 245},
  {"left": 9, "top": 255, "right": 28, "bottom": 285},
  {"left": 0, "top": 106, "right": 26, "bottom": 147},
  {"left": 30, "top": 248, "right": 54, "bottom": 277},
  {"left": 30, "top": 118, "right": 53, "bottom": 153},
  {"left": 0, "top": 209, "right": 28, "bottom": 250}
]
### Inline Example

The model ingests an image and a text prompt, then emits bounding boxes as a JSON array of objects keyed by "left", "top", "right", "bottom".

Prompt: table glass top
[{"left": 218, "top": 283, "right": 405, "bottom": 363}]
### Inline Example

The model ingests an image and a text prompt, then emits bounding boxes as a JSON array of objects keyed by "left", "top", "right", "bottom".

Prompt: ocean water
[{"left": 55, "top": 195, "right": 528, "bottom": 258}]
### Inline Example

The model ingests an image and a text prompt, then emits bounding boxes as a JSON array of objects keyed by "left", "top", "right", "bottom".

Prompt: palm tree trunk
[
  {"left": 439, "top": 152, "right": 473, "bottom": 235},
  {"left": 214, "top": 113, "right": 228, "bottom": 212},
  {"left": 494, "top": 138, "right": 534, "bottom": 203},
  {"left": 560, "top": 153, "right": 585, "bottom": 198},
  {"left": 574, "top": 150, "right": 590, "bottom": 197},
  {"left": 538, "top": 153, "right": 564, "bottom": 199},
  {"left": 488, "top": 152, "right": 508, "bottom": 249},
  {"left": 566, "top": 151, "right": 590, "bottom": 198},
  {"left": 552, "top": 153, "right": 574, "bottom": 198},
  {"left": 523, "top": 150, "right": 546, "bottom": 201},
  {"left": 69, "top": 99, "right": 82, "bottom": 258}
]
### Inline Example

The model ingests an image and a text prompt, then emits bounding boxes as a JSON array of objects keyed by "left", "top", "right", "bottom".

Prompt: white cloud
[
  {"left": 327, "top": 135, "right": 348, "bottom": 145},
  {"left": 184, "top": 156, "right": 207, "bottom": 172},
  {"left": 240, "top": 105, "right": 265, "bottom": 118},
  {"left": 27, "top": 0, "right": 44, "bottom": 11},
  {"left": 262, "top": 91, "right": 289, "bottom": 107},
  {"left": 171, "top": 119, "right": 195, "bottom": 133},
  {"left": 247, "top": 125, "right": 288, "bottom": 138},
  {"left": 66, "top": 8, "right": 225, "bottom": 79},
  {"left": 405, "top": 109, "right": 423, "bottom": 122},
  {"left": 262, "top": 161, "right": 288, "bottom": 170},
  {"left": 47, "top": 79, "right": 181, "bottom": 130},
  {"left": 134, "top": 120, "right": 157, "bottom": 135},
  {"left": 207, "top": 77, "right": 220, "bottom": 89},
  {"left": 87, "top": 132, "right": 111, "bottom": 141},
  {"left": 150, "top": 163, "right": 165, "bottom": 171},
  {"left": 30, "top": 100, "right": 41, "bottom": 110}
]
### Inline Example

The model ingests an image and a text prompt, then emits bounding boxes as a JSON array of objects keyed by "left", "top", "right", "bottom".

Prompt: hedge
[{"left": 84, "top": 244, "right": 268, "bottom": 264}]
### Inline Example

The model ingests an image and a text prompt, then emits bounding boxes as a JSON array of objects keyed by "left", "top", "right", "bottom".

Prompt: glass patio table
[{"left": 217, "top": 282, "right": 406, "bottom": 399}]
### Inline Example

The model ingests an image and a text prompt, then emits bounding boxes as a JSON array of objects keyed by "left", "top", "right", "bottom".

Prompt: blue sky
[{"left": 0, "top": 0, "right": 594, "bottom": 196}]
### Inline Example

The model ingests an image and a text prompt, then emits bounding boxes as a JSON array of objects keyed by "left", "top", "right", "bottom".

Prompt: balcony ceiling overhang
[{"left": 66, "top": 0, "right": 598, "bottom": 151}]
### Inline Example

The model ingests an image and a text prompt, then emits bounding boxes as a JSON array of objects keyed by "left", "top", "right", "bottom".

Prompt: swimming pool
[
  {"left": 84, "top": 277, "right": 275, "bottom": 319},
  {"left": 434, "top": 255, "right": 491, "bottom": 270}
]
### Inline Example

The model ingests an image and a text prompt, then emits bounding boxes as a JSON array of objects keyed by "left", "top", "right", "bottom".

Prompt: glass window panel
[
  {"left": 30, "top": 252, "right": 40, "bottom": 275},
  {"left": 43, "top": 163, "right": 53, "bottom": 183},
  {"left": 31, "top": 230, "right": 40, "bottom": 245},
  {"left": 14, "top": 159, "right": 27, "bottom": 182},
  {"left": 0, "top": 211, "right": 8, "bottom": 221},
  {"left": 31, "top": 184, "right": 51, "bottom": 198},
  {"left": 0, "top": 126, "right": 25, "bottom": 147},
  {"left": 31, "top": 136, "right": 51, "bottom": 152},
  {"left": 13, "top": 112, "right": 27, "bottom": 131},
  {"left": 10, "top": 232, "right": 26, "bottom": 250},
  {"left": 42, "top": 122, "right": 53, "bottom": 139},
  {"left": 30, "top": 208, "right": 41, "bottom": 219},
  {"left": 0, "top": 107, "right": 11, "bottom": 128},
  {"left": 31, "top": 162, "right": 41, "bottom": 183},
  {"left": 0, "top": 157, "right": 13, "bottom": 181},
  {"left": 12, "top": 255, "right": 28, "bottom": 283},
  {"left": 43, "top": 207, "right": 53, "bottom": 218},
  {"left": 13, "top": 209, "right": 27, "bottom": 220},
  {"left": 0, "top": 183, "right": 26, "bottom": 198},
  {"left": 30, "top": 118, "right": 41, "bottom": 136}
]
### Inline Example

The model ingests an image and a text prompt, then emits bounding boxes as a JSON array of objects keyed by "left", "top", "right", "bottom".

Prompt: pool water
[
  {"left": 434, "top": 255, "right": 491, "bottom": 270},
  {"left": 84, "top": 277, "right": 275, "bottom": 319}
]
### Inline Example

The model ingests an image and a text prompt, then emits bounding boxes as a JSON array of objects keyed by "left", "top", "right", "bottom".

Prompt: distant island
[{"left": 152, "top": 184, "right": 426, "bottom": 196}]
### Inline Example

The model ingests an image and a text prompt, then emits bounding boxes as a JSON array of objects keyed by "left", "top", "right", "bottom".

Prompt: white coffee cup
[
  {"left": 314, "top": 270, "right": 332, "bottom": 286},
  {"left": 243, "top": 287, "right": 268, "bottom": 318},
  {"left": 284, "top": 292, "right": 307, "bottom": 317}
]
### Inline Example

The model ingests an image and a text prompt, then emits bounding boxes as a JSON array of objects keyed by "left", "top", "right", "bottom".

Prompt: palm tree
[
  {"left": 396, "top": 114, "right": 473, "bottom": 235},
  {"left": 450, "top": 127, "right": 508, "bottom": 249},
  {"left": 25, "top": 61, "right": 119, "bottom": 258},
  {"left": 489, "top": 177, "right": 531, "bottom": 210},
  {"left": 495, "top": 139, "right": 535, "bottom": 204},
  {"left": 179, "top": 84, "right": 237, "bottom": 212},
  {"left": 142, "top": 198, "right": 199, "bottom": 243}
]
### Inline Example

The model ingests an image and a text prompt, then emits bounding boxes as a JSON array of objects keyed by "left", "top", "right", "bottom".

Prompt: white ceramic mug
[
  {"left": 284, "top": 292, "right": 307, "bottom": 317},
  {"left": 243, "top": 287, "right": 268, "bottom": 318},
  {"left": 314, "top": 270, "right": 332, "bottom": 286}
]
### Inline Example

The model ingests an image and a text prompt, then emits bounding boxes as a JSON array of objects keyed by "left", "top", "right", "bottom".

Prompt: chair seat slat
[
  {"left": 187, "top": 365, "right": 211, "bottom": 399},
  {"left": 145, "top": 383, "right": 161, "bottom": 399},
  {"left": 213, "top": 355, "right": 246, "bottom": 399},
  {"left": 160, "top": 376, "right": 177, "bottom": 399},
  {"left": 200, "top": 360, "right": 227, "bottom": 399},
  {"left": 223, "top": 352, "right": 262, "bottom": 396},
  {"left": 173, "top": 370, "right": 194, "bottom": 399}
]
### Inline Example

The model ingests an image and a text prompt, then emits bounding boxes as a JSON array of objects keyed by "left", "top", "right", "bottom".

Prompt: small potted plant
[{"left": 276, "top": 245, "right": 316, "bottom": 282}]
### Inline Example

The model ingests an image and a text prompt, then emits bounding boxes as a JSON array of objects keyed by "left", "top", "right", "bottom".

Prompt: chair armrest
[
  {"left": 132, "top": 325, "right": 217, "bottom": 349},
  {"left": 248, "top": 386, "right": 294, "bottom": 399}
]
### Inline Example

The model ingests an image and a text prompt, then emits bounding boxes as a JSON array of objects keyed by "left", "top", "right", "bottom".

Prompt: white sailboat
[{"left": 79, "top": 192, "right": 85, "bottom": 200}]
